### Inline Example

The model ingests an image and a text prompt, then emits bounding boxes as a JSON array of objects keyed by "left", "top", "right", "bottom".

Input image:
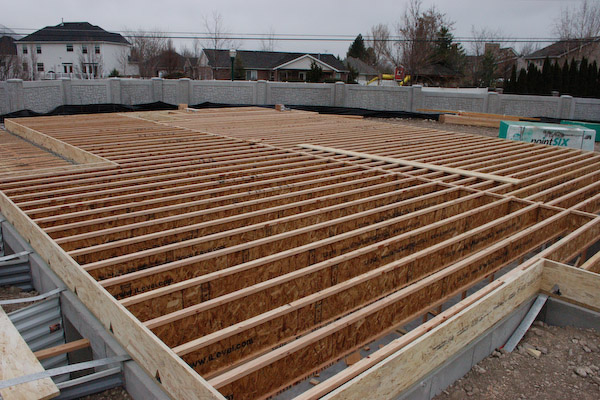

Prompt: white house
[{"left": 18, "top": 22, "right": 132, "bottom": 80}]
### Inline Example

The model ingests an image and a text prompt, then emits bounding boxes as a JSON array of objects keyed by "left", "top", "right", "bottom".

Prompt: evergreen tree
[
  {"left": 561, "top": 59, "right": 570, "bottom": 94},
  {"left": 347, "top": 34, "right": 369, "bottom": 62},
  {"left": 432, "top": 26, "right": 465, "bottom": 75},
  {"left": 526, "top": 63, "right": 540, "bottom": 94},
  {"left": 516, "top": 67, "right": 527, "bottom": 94},
  {"left": 589, "top": 60, "right": 600, "bottom": 98},
  {"left": 481, "top": 51, "right": 496, "bottom": 87},
  {"left": 568, "top": 58, "right": 579, "bottom": 95},
  {"left": 551, "top": 61, "right": 562, "bottom": 94},
  {"left": 307, "top": 61, "right": 323, "bottom": 82},
  {"left": 578, "top": 57, "right": 588, "bottom": 96},
  {"left": 541, "top": 56, "right": 552, "bottom": 94},
  {"left": 233, "top": 55, "right": 245, "bottom": 80},
  {"left": 505, "top": 65, "right": 517, "bottom": 93}
]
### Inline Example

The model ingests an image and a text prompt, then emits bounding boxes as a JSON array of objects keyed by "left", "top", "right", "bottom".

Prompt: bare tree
[
  {"left": 393, "top": 0, "right": 451, "bottom": 81},
  {"left": 0, "top": 54, "right": 22, "bottom": 80},
  {"left": 197, "top": 11, "right": 241, "bottom": 51},
  {"left": 554, "top": 0, "right": 600, "bottom": 40},
  {"left": 260, "top": 26, "right": 277, "bottom": 52},
  {"left": 467, "top": 26, "right": 506, "bottom": 86},
  {"left": 126, "top": 28, "right": 168, "bottom": 78},
  {"left": 367, "top": 23, "right": 392, "bottom": 70}
]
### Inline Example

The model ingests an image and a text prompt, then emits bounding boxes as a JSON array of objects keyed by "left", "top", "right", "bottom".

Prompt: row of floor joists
[{"left": 0, "top": 108, "right": 599, "bottom": 400}]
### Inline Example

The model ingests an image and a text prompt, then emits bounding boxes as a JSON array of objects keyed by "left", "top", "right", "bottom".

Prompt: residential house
[
  {"left": 18, "top": 22, "right": 132, "bottom": 80},
  {"left": 199, "top": 49, "right": 349, "bottom": 82},
  {"left": 525, "top": 38, "right": 600, "bottom": 69},
  {"left": 464, "top": 43, "right": 520, "bottom": 87},
  {"left": 346, "top": 56, "right": 379, "bottom": 85},
  {"left": 149, "top": 50, "right": 202, "bottom": 79}
]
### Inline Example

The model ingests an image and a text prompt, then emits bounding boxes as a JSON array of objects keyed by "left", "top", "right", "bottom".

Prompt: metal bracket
[
  {"left": 0, "top": 355, "right": 131, "bottom": 389},
  {"left": 0, "top": 288, "right": 64, "bottom": 306},
  {"left": 0, "top": 251, "right": 32, "bottom": 262},
  {"left": 503, "top": 293, "right": 549, "bottom": 353}
]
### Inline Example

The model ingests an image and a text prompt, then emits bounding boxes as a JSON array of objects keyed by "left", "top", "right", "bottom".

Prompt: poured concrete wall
[{"left": 1, "top": 78, "right": 599, "bottom": 121}]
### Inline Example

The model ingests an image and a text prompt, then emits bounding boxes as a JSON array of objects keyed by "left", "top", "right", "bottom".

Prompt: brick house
[
  {"left": 525, "top": 37, "right": 600, "bottom": 69},
  {"left": 198, "top": 49, "right": 349, "bottom": 82}
]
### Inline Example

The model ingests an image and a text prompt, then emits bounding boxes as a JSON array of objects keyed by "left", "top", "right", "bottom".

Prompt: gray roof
[
  {"left": 203, "top": 49, "right": 348, "bottom": 71},
  {"left": 346, "top": 56, "right": 379, "bottom": 75},
  {"left": 526, "top": 37, "right": 600, "bottom": 60},
  {"left": 19, "top": 22, "right": 129, "bottom": 45}
]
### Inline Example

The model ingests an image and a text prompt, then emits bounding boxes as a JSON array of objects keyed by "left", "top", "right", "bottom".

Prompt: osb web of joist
[{"left": 0, "top": 108, "right": 599, "bottom": 400}]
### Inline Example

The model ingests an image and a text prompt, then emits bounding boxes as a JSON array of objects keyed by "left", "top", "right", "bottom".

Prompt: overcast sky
[{"left": 3, "top": 0, "right": 580, "bottom": 56}]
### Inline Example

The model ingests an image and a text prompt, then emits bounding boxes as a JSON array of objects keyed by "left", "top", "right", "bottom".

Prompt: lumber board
[
  {"left": 312, "top": 261, "right": 544, "bottom": 400},
  {"left": 580, "top": 250, "right": 600, "bottom": 273},
  {"left": 541, "top": 259, "right": 600, "bottom": 309},
  {"left": 173, "top": 203, "right": 559, "bottom": 378},
  {"left": 298, "top": 144, "right": 521, "bottom": 184},
  {"left": 439, "top": 114, "right": 501, "bottom": 128},
  {"left": 0, "top": 191, "right": 225, "bottom": 400},
  {"left": 67, "top": 178, "right": 416, "bottom": 263},
  {"left": 209, "top": 218, "right": 556, "bottom": 399},
  {"left": 142, "top": 193, "right": 509, "bottom": 338},
  {"left": 83, "top": 181, "right": 450, "bottom": 280},
  {"left": 33, "top": 339, "right": 90, "bottom": 361},
  {"left": 4, "top": 119, "right": 115, "bottom": 167},
  {"left": 0, "top": 307, "right": 59, "bottom": 400},
  {"left": 118, "top": 188, "right": 472, "bottom": 318}
]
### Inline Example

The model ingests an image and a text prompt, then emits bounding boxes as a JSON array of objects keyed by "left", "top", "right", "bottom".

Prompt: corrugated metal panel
[
  {"left": 8, "top": 296, "right": 69, "bottom": 381},
  {"left": 0, "top": 257, "right": 33, "bottom": 290}
]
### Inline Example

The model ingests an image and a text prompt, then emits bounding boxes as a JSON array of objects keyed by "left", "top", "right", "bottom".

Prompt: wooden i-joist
[{"left": 0, "top": 107, "right": 599, "bottom": 400}]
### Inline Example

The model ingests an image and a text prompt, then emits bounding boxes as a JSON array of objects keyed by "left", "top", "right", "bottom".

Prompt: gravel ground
[
  {"left": 370, "top": 117, "right": 600, "bottom": 153},
  {"left": 0, "top": 285, "right": 39, "bottom": 313},
  {"left": 434, "top": 321, "right": 600, "bottom": 400}
]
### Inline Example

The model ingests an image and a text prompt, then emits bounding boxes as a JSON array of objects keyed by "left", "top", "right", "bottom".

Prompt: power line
[{"left": 3, "top": 26, "right": 576, "bottom": 44}]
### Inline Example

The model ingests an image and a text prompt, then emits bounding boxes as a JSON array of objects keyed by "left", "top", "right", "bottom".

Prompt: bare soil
[
  {"left": 0, "top": 285, "right": 39, "bottom": 313},
  {"left": 434, "top": 321, "right": 600, "bottom": 400}
]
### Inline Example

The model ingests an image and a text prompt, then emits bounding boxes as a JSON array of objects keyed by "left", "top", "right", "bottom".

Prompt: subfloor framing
[{"left": 1, "top": 108, "right": 599, "bottom": 400}]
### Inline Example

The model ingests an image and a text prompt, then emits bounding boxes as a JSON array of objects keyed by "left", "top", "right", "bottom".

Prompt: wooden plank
[
  {"left": 298, "top": 144, "right": 521, "bottom": 184},
  {"left": 0, "top": 307, "right": 59, "bottom": 400},
  {"left": 439, "top": 114, "right": 501, "bottom": 128},
  {"left": 305, "top": 261, "right": 543, "bottom": 400},
  {"left": 209, "top": 222, "right": 552, "bottom": 399},
  {"left": 33, "top": 339, "right": 90, "bottom": 361},
  {"left": 4, "top": 119, "right": 116, "bottom": 167},
  {"left": 580, "top": 250, "right": 600, "bottom": 273},
  {"left": 0, "top": 191, "right": 225, "bottom": 400},
  {"left": 541, "top": 259, "right": 600, "bottom": 309}
]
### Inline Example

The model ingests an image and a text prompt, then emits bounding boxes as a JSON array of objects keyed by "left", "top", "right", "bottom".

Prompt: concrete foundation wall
[{"left": 2, "top": 78, "right": 599, "bottom": 121}]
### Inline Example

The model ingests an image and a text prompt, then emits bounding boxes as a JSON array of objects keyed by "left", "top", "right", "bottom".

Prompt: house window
[
  {"left": 37, "top": 63, "right": 44, "bottom": 72},
  {"left": 95, "top": 45, "right": 100, "bottom": 54},
  {"left": 63, "top": 63, "right": 73, "bottom": 73},
  {"left": 83, "top": 63, "right": 99, "bottom": 77},
  {"left": 298, "top": 71, "right": 307, "bottom": 81},
  {"left": 22, "top": 62, "right": 28, "bottom": 71},
  {"left": 36, "top": 45, "right": 41, "bottom": 54},
  {"left": 22, "top": 46, "right": 28, "bottom": 54},
  {"left": 246, "top": 70, "right": 258, "bottom": 80},
  {"left": 335, "top": 72, "right": 341, "bottom": 80},
  {"left": 82, "top": 45, "right": 88, "bottom": 54},
  {"left": 67, "top": 44, "right": 73, "bottom": 52}
]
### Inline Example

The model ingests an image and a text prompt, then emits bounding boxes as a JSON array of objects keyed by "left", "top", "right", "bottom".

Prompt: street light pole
[{"left": 229, "top": 49, "right": 236, "bottom": 81}]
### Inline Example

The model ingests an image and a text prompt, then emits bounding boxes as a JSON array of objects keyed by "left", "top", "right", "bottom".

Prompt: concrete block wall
[
  {"left": 573, "top": 97, "right": 600, "bottom": 120},
  {"left": 2, "top": 78, "right": 599, "bottom": 121}
]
